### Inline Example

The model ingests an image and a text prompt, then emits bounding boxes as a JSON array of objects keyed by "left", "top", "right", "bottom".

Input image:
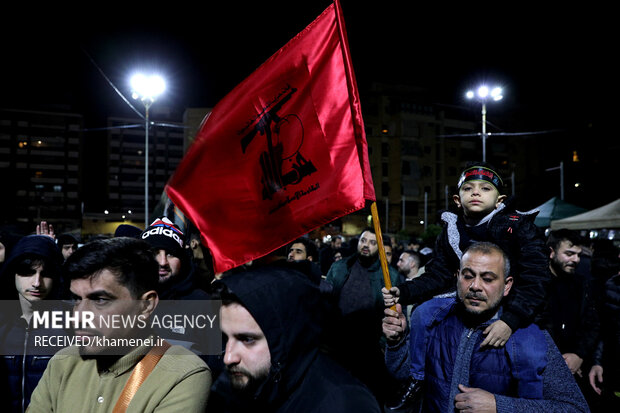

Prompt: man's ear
[
  {"left": 503, "top": 276, "right": 514, "bottom": 296},
  {"left": 139, "top": 290, "right": 159, "bottom": 318},
  {"left": 453, "top": 194, "right": 462, "bottom": 209},
  {"left": 190, "top": 239, "right": 200, "bottom": 250},
  {"left": 307, "top": 256, "right": 313, "bottom": 262}
]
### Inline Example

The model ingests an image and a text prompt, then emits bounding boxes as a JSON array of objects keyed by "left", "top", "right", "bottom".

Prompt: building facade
[{"left": 0, "top": 108, "right": 83, "bottom": 233}]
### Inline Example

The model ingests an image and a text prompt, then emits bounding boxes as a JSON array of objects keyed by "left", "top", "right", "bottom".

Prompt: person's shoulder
[
  {"left": 303, "top": 353, "right": 381, "bottom": 410},
  {"left": 51, "top": 345, "right": 81, "bottom": 359},
  {"left": 158, "top": 344, "right": 210, "bottom": 374},
  {"left": 43, "top": 346, "right": 87, "bottom": 372}
]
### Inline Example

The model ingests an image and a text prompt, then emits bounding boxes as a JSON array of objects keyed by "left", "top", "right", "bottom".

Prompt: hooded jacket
[
  {"left": 209, "top": 265, "right": 381, "bottom": 412},
  {"left": 398, "top": 197, "right": 551, "bottom": 331},
  {"left": 0, "top": 235, "right": 66, "bottom": 413}
]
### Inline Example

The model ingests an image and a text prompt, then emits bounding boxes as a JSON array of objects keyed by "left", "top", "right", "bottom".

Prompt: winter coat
[
  {"left": 0, "top": 302, "right": 70, "bottom": 413},
  {"left": 209, "top": 265, "right": 381, "bottom": 412},
  {"left": 398, "top": 199, "right": 551, "bottom": 331},
  {"left": 540, "top": 268, "right": 600, "bottom": 363},
  {"left": 325, "top": 252, "right": 400, "bottom": 315},
  {"left": 385, "top": 297, "right": 590, "bottom": 412}
]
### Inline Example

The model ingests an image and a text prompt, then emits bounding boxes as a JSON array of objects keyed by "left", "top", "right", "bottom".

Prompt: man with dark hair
[
  {"left": 542, "top": 229, "right": 600, "bottom": 405},
  {"left": 324, "top": 227, "right": 399, "bottom": 405},
  {"left": 286, "top": 237, "right": 322, "bottom": 284},
  {"left": 396, "top": 250, "right": 422, "bottom": 281},
  {"left": 0, "top": 235, "right": 65, "bottom": 412},
  {"left": 208, "top": 265, "right": 380, "bottom": 412},
  {"left": 287, "top": 237, "right": 318, "bottom": 263},
  {"left": 28, "top": 237, "right": 211, "bottom": 413},
  {"left": 383, "top": 242, "right": 589, "bottom": 412}
]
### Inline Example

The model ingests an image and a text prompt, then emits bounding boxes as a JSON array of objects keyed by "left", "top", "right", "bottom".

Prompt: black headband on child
[{"left": 457, "top": 165, "right": 503, "bottom": 191}]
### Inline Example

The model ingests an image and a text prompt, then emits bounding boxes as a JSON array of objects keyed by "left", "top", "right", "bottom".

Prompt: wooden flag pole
[{"left": 370, "top": 201, "right": 396, "bottom": 310}]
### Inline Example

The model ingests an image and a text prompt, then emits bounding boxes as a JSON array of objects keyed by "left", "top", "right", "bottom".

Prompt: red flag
[{"left": 166, "top": 1, "right": 375, "bottom": 273}]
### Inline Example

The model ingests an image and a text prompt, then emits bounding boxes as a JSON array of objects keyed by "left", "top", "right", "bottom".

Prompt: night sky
[{"left": 2, "top": 2, "right": 616, "bottom": 209}]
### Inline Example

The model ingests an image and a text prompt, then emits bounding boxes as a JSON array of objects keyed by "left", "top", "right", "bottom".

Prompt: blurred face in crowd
[
  {"left": 550, "top": 240, "right": 582, "bottom": 276},
  {"left": 332, "top": 237, "right": 342, "bottom": 249},
  {"left": 384, "top": 245, "right": 392, "bottom": 262},
  {"left": 457, "top": 249, "right": 512, "bottom": 315},
  {"left": 453, "top": 181, "right": 506, "bottom": 221},
  {"left": 0, "top": 242, "right": 5, "bottom": 263},
  {"left": 397, "top": 252, "right": 419, "bottom": 279},
  {"left": 153, "top": 249, "right": 182, "bottom": 283},
  {"left": 221, "top": 302, "right": 271, "bottom": 392},
  {"left": 61, "top": 243, "right": 77, "bottom": 261},
  {"left": 287, "top": 243, "right": 309, "bottom": 262},
  {"left": 357, "top": 231, "right": 378, "bottom": 258},
  {"left": 15, "top": 261, "right": 54, "bottom": 304}
]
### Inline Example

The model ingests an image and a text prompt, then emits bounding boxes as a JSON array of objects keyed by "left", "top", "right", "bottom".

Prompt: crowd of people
[{"left": 0, "top": 161, "right": 618, "bottom": 412}]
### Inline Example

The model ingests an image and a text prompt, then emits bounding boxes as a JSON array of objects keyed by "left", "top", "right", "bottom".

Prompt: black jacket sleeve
[{"left": 499, "top": 215, "right": 552, "bottom": 331}]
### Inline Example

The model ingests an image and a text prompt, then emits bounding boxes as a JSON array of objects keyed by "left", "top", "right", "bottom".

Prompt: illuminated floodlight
[
  {"left": 466, "top": 84, "right": 504, "bottom": 101},
  {"left": 130, "top": 74, "right": 166, "bottom": 102},
  {"left": 491, "top": 87, "right": 503, "bottom": 101}
]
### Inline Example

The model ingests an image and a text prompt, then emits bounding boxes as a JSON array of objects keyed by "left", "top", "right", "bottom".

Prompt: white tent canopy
[{"left": 550, "top": 198, "right": 620, "bottom": 230}]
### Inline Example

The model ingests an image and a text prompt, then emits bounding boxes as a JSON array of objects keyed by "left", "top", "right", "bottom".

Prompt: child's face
[{"left": 453, "top": 180, "right": 506, "bottom": 219}]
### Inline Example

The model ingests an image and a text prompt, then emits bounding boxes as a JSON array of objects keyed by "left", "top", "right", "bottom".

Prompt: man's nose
[
  {"left": 469, "top": 277, "right": 482, "bottom": 291},
  {"left": 223, "top": 341, "right": 240, "bottom": 366},
  {"left": 32, "top": 273, "right": 42, "bottom": 287},
  {"left": 155, "top": 251, "right": 168, "bottom": 265}
]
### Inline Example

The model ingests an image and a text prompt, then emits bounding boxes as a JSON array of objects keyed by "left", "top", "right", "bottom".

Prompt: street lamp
[
  {"left": 130, "top": 73, "right": 165, "bottom": 227},
  {"left": 465, "top": 85, "right": 503, "bottom": 162}
]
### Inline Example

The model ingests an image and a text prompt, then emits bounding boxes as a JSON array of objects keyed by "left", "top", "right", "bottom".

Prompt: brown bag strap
[{"left": 112, "top": 340, "right": 172, "bottom": 413}]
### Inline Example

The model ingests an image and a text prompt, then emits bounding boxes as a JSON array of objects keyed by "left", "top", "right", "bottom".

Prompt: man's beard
[
  {"left": 551, "top": 257, "right": 576, "bottom": 276},
  {"left": 357, "top": 250, "right": 378, "bottom": 267},
  {"left": 457, "top": 291, "right": 503, "bottom": 326},
  {"left": 227, "top": 364, "right": 271, "bottom": 394}
]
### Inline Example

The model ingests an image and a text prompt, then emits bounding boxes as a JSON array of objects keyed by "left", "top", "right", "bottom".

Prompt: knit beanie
[{"left": 140, "top": 217, "right": 184, "bottom": 257}]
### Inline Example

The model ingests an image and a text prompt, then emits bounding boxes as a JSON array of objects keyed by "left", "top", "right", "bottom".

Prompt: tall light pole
[
  {"left": 131, "top": 73, "right": 165, "bottom": 227},
  {"left": 465, "top": 85, "right": 503, "bottom": 162}
]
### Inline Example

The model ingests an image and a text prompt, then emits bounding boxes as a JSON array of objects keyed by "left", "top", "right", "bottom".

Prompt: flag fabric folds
[{"left": 166, "top": 1, "right": 375, "bottom": 273}]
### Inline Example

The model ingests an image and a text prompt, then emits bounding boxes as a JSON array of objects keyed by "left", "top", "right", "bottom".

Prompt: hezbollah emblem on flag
[{"left": 239, "top": 84, "right": 318, "bottom": 202}]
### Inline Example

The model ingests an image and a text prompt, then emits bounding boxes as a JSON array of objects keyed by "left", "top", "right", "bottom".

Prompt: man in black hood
[{"left": 208, "top": 265, "right": 381, "bottom": 412}]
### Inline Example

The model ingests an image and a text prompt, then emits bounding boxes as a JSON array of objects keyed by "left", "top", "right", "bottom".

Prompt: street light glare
[
  {"left": 477, "top": 85, "right": 489, "bottom": 98},
  {"left": 130, "top": 74, "right": 166, "bottom": 100},
  {"left": 466, "top": 90, "right": 475, "bottom": 99},
  {"left": 491, "top": 87, "right": 503, "bottom": 101}
]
